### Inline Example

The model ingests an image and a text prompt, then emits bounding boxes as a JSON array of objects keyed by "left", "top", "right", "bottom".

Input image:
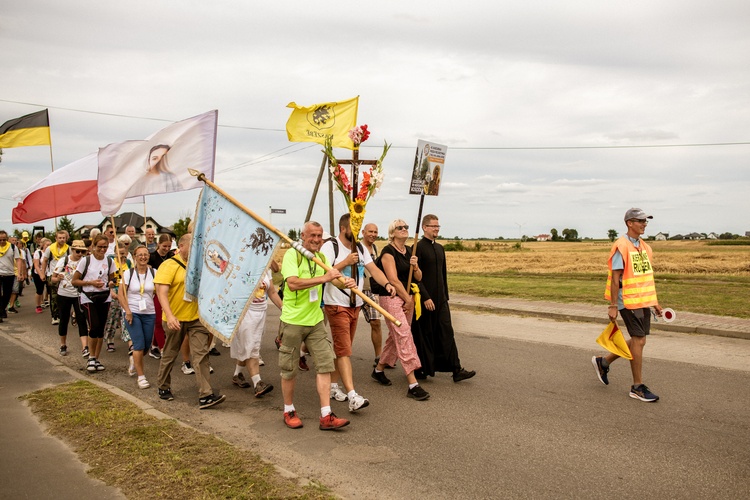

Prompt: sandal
[{"left": 107, "top": 343, "right": 116, "bottom": 352}]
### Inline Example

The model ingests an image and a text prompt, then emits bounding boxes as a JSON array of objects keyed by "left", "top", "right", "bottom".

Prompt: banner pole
[
  {"left": 406, "top": 192, "right": 425, "bottom": 289},
  {"left": 189, "top": 169, "right": 400, "bottom": 326}
]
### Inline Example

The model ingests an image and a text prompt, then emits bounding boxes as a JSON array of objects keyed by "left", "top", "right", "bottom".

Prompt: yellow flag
[
  {"left": 286, "top": 96, "right": 358, "bottom": 150},
  {"left": 596, "top": 322, "right": 633, "bottom": 360}
]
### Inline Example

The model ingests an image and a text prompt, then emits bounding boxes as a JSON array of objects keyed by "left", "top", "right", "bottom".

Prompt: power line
[{"left": 2, "top": 98, "right": 749, "bottom": 150}]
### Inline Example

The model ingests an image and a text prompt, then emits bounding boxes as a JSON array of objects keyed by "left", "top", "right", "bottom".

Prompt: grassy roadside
[
  {"left": 449, "top": 272, "right": 750, "bottom": 318},
  {"left": 23, "top": 381, "right": 334, "bottom": 500}
]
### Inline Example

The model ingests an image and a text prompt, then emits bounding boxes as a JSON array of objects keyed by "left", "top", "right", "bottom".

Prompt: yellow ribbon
[
  {"left": 0, "top": 242, "right": 10, "bottom": 258},
  {"left": 49, "top": 243, "right": 69, "bottom": 260},
  {"left": 410, "top": 283, "right": 421, "bottom": 320}
]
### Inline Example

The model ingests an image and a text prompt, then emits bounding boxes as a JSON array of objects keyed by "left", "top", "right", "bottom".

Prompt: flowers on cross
[{"left": 324, "top": 125, "right": 391, "bottom": 240}]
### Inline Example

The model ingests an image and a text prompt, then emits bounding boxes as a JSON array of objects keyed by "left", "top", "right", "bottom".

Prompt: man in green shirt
[{"left": 279, "top": 221, "right": 355, "bottom": 430}]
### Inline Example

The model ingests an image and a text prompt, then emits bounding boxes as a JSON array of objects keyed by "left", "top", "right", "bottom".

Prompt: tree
[
  {"left": 550, "top": 228, "right": 559, "bottom": 241},
  {"left": 57, "top": 216, "right": 77, "bottom": 239},
  {"left": 287, "top": 228, "right": 299, "bottom": 240},
  {"left": 172, "top": 216, "right": 192, "bottom": 240},
  {"left": 608, "top": 229, "right": 618, "bottom": 242},
  {"left": 562, "top": 228, "right": 579, "bottom": 241}
]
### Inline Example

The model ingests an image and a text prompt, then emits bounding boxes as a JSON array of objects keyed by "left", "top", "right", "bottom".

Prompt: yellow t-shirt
[{"left": 153, "top": 254, "right": 198, "bottom": 322}]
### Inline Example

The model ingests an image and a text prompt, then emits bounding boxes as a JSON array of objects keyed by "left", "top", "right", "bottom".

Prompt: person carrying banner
[
  {"left": 593, "top": 208, "right": 663, "bottom": 402},
  {"left": 41, "top": 230, "right": 70, "bottom": 325},
  {"left": 321, "top": 214, "right": 395, "bottom": 412},
  {"left": 278, "top": 221, "right": 354, "bottom": 430},
  {"left": 412, "top": 214, "right": 476, "bottom": 383},
  {"left": 371, "top": 220, "right": 431, "bottom": 401},
  {"left": 154, "top": 233, "right": 225, "bottom": 409}
]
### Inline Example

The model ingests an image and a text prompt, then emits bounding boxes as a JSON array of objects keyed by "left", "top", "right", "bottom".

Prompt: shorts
[
  {"left": 619, "top": 307, "right": 651, "bottom": 337},
  {"left": 324, "top": 305, "right": 360, "bottom": 357},
  {"left": 127, "top": 313, "right": 155, "bottom": 351},
  {"left": 277, "top": 320, "right": 335, "bottom": 379},
  {"left": 362, "top": 290, "right": 381, "bottom": 322}
]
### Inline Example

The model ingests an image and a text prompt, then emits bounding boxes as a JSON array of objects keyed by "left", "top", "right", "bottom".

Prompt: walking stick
[{"left": 190, "top": 169, "right": 401, "bottom": 326}]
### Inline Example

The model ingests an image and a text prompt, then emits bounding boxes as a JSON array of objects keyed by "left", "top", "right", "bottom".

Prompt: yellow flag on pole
[{"left": 286, "top": 96, "right": 358, "bottom": 150}]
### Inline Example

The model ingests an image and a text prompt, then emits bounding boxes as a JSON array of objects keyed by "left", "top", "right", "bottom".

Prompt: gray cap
[{"left": 624, "top": 208, "right": 653, "bottom": 221}]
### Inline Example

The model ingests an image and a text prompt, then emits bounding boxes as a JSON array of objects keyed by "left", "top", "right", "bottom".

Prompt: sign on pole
[
  {"left": 409, "top": 140, "right": 447, "bottom": 196},
  {"left": 270, "top": 208, "right": 286, "bottom": 214}
]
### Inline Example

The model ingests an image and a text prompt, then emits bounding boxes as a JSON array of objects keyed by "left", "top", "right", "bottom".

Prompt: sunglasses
[
  {"left": 74, "top": 249, "right": 87, "bottom": 254},
  {"left": 630, "top": 219, "right": 649, "bottom": 224},
  {"left": 395, "top": 225, "right": 409, "bottom": 231}
]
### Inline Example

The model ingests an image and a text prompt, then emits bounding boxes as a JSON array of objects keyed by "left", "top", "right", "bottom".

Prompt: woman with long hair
[
  {"left": 371, "top": 219, "right": 430, "bottom": 401},
  {"left": 145, "top": 144, "right": 183, "bottom": 191}
]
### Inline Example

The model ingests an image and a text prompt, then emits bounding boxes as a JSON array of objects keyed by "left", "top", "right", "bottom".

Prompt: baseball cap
[
  {"left": 624, "top": 208, "right": 653, "bottom": 221},
  {"left": 21, "top": 231, "right": 30, "bottom": 241}
]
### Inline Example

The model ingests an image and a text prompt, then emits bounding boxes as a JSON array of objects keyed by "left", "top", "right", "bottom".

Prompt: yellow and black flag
[
  {"left": 0, "top": 110, "right": 51, "bottom": 148},
  {"left": 286, "top": 96, "right": 358, "bottom": 150}
]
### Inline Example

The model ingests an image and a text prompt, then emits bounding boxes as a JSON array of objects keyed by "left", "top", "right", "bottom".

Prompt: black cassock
[{"left": 412, "top": 237, "right": 461, "bottom": 376}]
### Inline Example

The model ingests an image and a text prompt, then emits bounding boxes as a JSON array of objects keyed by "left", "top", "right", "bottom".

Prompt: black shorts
[{"left": 619, "top": 307, "right": 651, "bottom": 337}]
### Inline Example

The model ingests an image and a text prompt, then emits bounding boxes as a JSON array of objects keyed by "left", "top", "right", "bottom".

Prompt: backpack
[{"left": 326, "top": 238, "right": 365, "bottom": 300}]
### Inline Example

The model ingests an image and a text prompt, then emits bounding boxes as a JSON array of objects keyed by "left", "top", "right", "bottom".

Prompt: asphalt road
[{"left": 3, "top": 297, "right": 749, "bottom": 499}]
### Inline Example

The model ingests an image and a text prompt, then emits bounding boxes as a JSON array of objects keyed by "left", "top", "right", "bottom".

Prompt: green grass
[
  {"left": 22, "top": 381, "right": 334, "bottom": 499},
  {"left": 449, "top": 272, "right": 750, "bottom": 318}
]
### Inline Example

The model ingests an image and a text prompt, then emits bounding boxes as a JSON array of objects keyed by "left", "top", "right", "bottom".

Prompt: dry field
[{"left": 442, "top": 240, "right": 750, "bottom": 276}]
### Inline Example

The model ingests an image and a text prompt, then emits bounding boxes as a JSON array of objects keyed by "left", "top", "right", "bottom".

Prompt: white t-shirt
[
  {"left": 76, "top": 256, "right": 117, "bottom": 304},
  {"left": 43, "top": 245, "right": 69, "bottom": 277},
  {"left": 321, "top": 236, "right": 372, "bottom": 308},
  {"left": 121, "top": 267, "right": 156, "bottom": 314},
  {"left": 53, "top": 255, "right": 84, "bottom": 298},
  {"left": 0, "top": 244, "right": 20, "bottom": 276}
]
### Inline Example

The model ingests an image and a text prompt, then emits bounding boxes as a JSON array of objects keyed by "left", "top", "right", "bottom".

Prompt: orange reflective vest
[{"left": 604, "top": 236, "right": 658, "bottom": 309}]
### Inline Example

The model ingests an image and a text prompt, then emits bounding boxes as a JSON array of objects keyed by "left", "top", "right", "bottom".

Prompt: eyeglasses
[
  {"left": 395, "top": 225, "right": 409, "bottom": 231},
  {"left": 630, "top": 219, "right": 649, "bottom": 224},
  {"left": 95, "top": 245, "right": 108, "bottom": 250}
]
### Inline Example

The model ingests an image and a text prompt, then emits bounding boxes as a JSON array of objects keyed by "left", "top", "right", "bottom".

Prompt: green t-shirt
[{"left": 279, "top": 248, "right": 327, "bottom": 326}]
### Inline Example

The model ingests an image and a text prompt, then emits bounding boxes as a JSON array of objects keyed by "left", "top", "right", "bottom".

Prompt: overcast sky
[{"left": 1, "top": 1, "right": 749, "bottom": 239}]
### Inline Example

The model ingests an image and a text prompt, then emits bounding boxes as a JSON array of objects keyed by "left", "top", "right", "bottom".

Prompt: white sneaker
[
  {"left": 128, "top": 356, "right": 136, "bottom": 376},
  {"left": 181, "top": 362, "right": 195, "bottom": 375},
  {"left": 258, "top": 356, "right": 265, "bottom": 366},
  {"left": 51, "top": 318, "right": 60, "bottom": 325},
  {"left": 348, "top": 393, "right": 370, "bottom": 412},
  {"left": 330, "top": 385, "right": 348, "bottom": 402},
  {"left": 137, "top": 378, "right": 150, "bottom": 389}
]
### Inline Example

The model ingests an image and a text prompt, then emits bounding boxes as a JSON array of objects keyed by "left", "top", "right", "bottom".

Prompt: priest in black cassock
[{"left": 412, "top": 214, "right": 476, "bottom": 382}]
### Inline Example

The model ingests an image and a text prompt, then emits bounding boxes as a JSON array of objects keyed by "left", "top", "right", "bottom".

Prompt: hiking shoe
[
  {"left": 51, "top": 318, "right": 60, "bottom": 325},
  {"left": 453, "top": 368, "right": 476, "bottom": 382},
  {"left": 35, "top": 306, "right": 43, "bottom": 314},
  {"left": 209, "top": 347, "right": 221, "bottom": 356},
  {"left": 198, "top": 393, "right": 226, "bottom": 409},
  {"left": 95, "top": 359, "right": 105, "bottom": 371},
  {"left": 298, "top": 355, "right": 310, "bottom": 371},
  {"left": 407, "top": 385, "right": 430, "bottom": 401},
  {"left": 14, "top": 299, "right": 20, "bottom": 308},
  {"left": 107, "top": 343, "right": 116, "bottom": 352},
  {"left": 254, "top": 380, "right": 274, "bottom": 397},
  {"left": 319, "top": 412, "right": 350, "bottom": 430},
  {"left": 348, "top": 393, "right": 370, "bottom": 412},
  {"left": 81, "top": 346, "right": 89, "bottom": 357},
  {"left": 137, "top": 378, "right": 150, "bottom": 389},
  {"left": 592, "top": 356, "right": 609, "bottom": 385},
  {"left": 232, "top": 373, "right": 251, "bottom": 388},
  {"left": 630, "top": 384, "right": 659, "bottom": 402},
  {"left": 148, "top": 347, "right": 162, "bottom": 359},
  {"left": 7, "top": 307, "right": 18, "bottom": 314},
  {"left": 86, "top": 358, "right": 97, "bottom": 373},
  {"left": 181, "top": 361, "right": 195, "bottom": 375},
  {"left": 59, "top": 345, "right": 68, "bottom": 356},
  {"left": 371, "top": 369, "right": 392, "bottom": 386},
  {"left": 330, "top": 385, "right": 348, "bottom": 402},
  {"left": 284, "top": 410, "right": 303, "bottom": 429},
  {"left": 158, "top": 388, "right": 174, "bottom": 401}
]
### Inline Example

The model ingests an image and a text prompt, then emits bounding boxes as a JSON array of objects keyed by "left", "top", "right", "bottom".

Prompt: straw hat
[{"left": 70, "top": 240, "right": 87, "bottom": 250}]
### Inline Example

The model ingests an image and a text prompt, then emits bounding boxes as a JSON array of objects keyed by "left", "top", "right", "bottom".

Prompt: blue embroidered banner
[{"left": 186, "top": 185, "right": 279, "bottom": 342}]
